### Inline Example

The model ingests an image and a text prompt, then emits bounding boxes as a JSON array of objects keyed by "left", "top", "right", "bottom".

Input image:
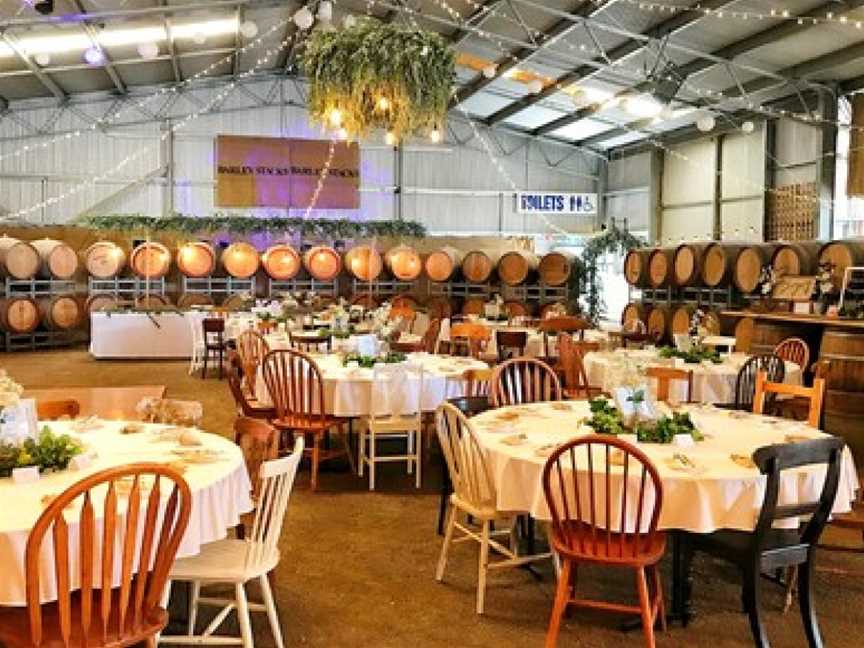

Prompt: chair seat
[
  {"left": 169, "top": 538, "right": 277, "bottom": 583},
  {"left": 0, "top": 590, "right": 167, "bottom": 648},
  {"left": 366, "top": 415, "right": 422, "bottom": 432},
  {"left": 688, "top": 527, "right": 804, "bottom": 567},
  {"left": 552, "top": 522, "right": 667, "bottom": 566},
  {"left": 271, "top": 414, "right": 344, "bottom": 432},
  {"left": 449, "top": 492, "right": 500, "bottom": 522}
]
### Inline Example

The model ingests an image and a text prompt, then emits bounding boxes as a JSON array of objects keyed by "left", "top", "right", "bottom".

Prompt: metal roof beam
[
  {"left": 484, "top": 0, "right": 736, "bottom": 126},
  {"left": 451, "top": 0, "right": 506, "bottom": 47},
  {"left": 70, "top": 0, "right": 127, "bottom": 95},
  {"left": 159, "top": 0, "right": 183, "bottom": 83},
  {"left": 0, "top": 32, "right": 66, "bottom": 100},
  {"left": 532, "top": 0, "right": 863, "bottom": 137},
  {"left": 233, "top": 6, "right": 243, "bottom": 77},
  {"left": 450, "top": 0, "right": 615, "bottom": 108}
]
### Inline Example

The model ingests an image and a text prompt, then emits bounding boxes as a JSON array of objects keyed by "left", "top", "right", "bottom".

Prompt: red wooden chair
[
  {"left": 538, "top": 316, "right": 592, "bottom": 356},
  {"left": 542, "top": 435, "right": 666, "bottom": 648},
  {"left": 261, "top": 349, "right": 353, "bottom": 490},
  {"left": 772, "top": 337, "right": 810, "bottom": 372},
  {"left": 0, "top": 464, "right": 191, "bottom": 648},
  {"left": 490, "top": 357, "right": 562, "bottom": 407},
  {"left": 288, "top": 331, "right": 331, "bottom": 353},
  {"left": 558, "top": 334, "right": 602, "bottom": 400},
  {"left": 227, "top": 351, "right": 276, "bottom": 420},
  {"left": 234, "top": 329, "right": 270, "bottom": 394}
]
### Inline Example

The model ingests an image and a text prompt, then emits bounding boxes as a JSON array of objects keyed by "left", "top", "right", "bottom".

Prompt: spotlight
[{"left": 33, "top": 1, "right": 54, "bottom": 15}]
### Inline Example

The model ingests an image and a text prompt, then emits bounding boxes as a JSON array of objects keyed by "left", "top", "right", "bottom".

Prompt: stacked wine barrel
[{"left": 0, "top": 236, "right": 83, "bottom": 337}]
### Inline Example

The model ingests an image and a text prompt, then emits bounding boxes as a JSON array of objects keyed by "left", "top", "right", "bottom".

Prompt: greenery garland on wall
[
  {"left": 78, "top": 214, "right": 427, "bottom": 239},
  {"left": 569, "top": 223, "right": 645, "bottom": 322}
]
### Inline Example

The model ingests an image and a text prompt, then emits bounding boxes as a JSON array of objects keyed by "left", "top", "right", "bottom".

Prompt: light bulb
[
  {"left": 34, "top": 52, "right": 51, "bottom": 67},
  {"left": 294, "top": 6, "right": 315, "bottom": 30},
  {"left": 328, "top": 108, "right": 343, "bottom": 127},
  {"left": 741, "top": 120, "right": 755, "bottom": 134},
  {"left": 384, "top": 131, "right": 397, "bottom": 146},
  {"left": 482, "top": 64, "right": 497, "bottom": 79},
  {"left": 137, "top": 42, "right": 159, "bottom": 60},
  {"left": 84, "top": 47, "right": 104, "bottom": 65},
  {"left": 527, "top": 79, "right": 543, "bottom": 94},
  {"left": 429, "top": 128, "right": 442, "bottom": 143},
  {"left": 239, "top": 20, "right": 259, "bottom": 38},
  {"left": 376, "top": 96, "right": 390, "bottom": 110},
  {"left": 696, "top": 115, "right": 715, "bottom": 132}
]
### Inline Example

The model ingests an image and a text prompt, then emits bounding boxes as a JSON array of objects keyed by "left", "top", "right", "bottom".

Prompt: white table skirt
[
  {"left": 472, "top": 402, "right": 857, "bottom": 533},
  {"left": 254, "top": 351, "right": 488, "bottom": 418},
  {"left": 0, "top": 420, "right": 252, "bottom": 606},
  {"left": 90, "top": 312, "right": 195, "bottom": 360},
  {"left": 583, "top": 350, "right": 803, "bottom": 404}
]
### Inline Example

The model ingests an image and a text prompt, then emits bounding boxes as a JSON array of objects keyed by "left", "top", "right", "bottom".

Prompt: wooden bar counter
[{"left": 724, "top": 310, "right": 864, "bottom": 463}]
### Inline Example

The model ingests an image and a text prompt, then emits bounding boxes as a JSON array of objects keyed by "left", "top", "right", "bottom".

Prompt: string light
[{"left": 303, "top": 140, "right": 337, "bottom": 219}]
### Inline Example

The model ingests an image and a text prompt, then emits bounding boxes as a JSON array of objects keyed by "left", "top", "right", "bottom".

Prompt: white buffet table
[{"left": 90, "top": 312, "right": 195, "bottom": 359}]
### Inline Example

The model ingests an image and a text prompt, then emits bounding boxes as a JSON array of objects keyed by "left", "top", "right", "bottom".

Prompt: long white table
[{"left": 90, "top": 312, "right": 194, "bottom": 359}]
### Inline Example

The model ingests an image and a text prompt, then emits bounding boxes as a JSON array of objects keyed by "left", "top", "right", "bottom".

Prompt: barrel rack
[
  {"left": 351, "top": 278, "right": 418, "bottom": 297},
  {"left": 181, "top": 276, "right": 255, "bottom": 297},
  {"left": 267, "top": 278, "right": 338, "bottom": 298},
  {"left": 3, "top": 278, "right": 82, "bottom": 352},
  {"left": 631, "top": 285, "right": 750, "bottom": 309},
  {"left": 501, "top": 283, "right": 567, "bottom": 302},
  {"left": 88, "top": 277, "right": 166, "bottom": 298},
  {"left": 428, "top": 282, "right": 494, "bottom": 298}
]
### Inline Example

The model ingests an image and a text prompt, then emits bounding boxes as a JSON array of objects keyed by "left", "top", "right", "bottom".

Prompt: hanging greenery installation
[
  {"left": 301, "top": 19, "right": 455, "bottom": 141},
  {"left": 79, "top": 214, "right": 427, "bottom": 239}
]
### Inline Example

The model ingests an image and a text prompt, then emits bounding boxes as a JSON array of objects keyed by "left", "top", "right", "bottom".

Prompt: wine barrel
[
  {"left": 734, "top": 243, "right": 779, "bottom": 293},
  {"left": 129, "top": 242, "right": 171, "bottom": 279},
  {"left": 702, "top": 243, "right": 747, "bottom": 287},
  {"left": 462, "top": 297, "right": 486, "bottom": 316},
  {"left": 504, "top": 300, "right": 533, "bottom": 318},
  {"left": 345, "top": 245, "right": 383, "bottom": 282},
  {"left": 425, "top": 247, "right": 463, "bottom": 283},
  {"left": 771, "top": 242, "right": 822, "bottom": 277},
  {"left": 818, "top": 239, "right": 864, "bottom": 288},
  {"left": 84, "top": 241, "right": 126, "bottom": 279},
  {"left": 538, "top": 251, "right": 575, "bottom": 287},
  {"left": 539, "top": 302, "right": 567, "bottom": 319},
  {"left": 0, "top": 297, "right": 38, "bottom": 333},
  {"left": 647, "top": 248, "right": 675, "bottom": 288},
  {"left": 262, "top": 244, "right": 302, "bottom": 280},
  {"left": 819, "top": 330, "right": 864, "bottom": 464},
  {"left": 222, "top": 242, "right": 260, "bottom": 279},
  {"left": 85, "top": 294, "right": 118, "bottom": 313},
  {"left": 31, "top": 239, "right": 78, "bottom": 280},
  {"left": 623, "top": 249, "right": 651, "bottom": 288},
  {"left": 621, "top": 302, "right": 650, "bottom": 329},
  {"left": 392, "top": 295, "right": 419, "bottom": 311},
  {"left": 646, "top": 305, "right": 671, "bottom": 343},
  {"left": 734, "top": 317, "right": 754, "bottom": 353},
  {"left": 497, "top": 250, "right": 538, "bottom": 286},
  {"left": 673, "top": 243, "right": 712, "bottom": 287},
  {"left": 385, "top": 245, "right": 423, "bottom": 281},
  {"left": 350, "top": 294, "right": 379, "bottom": 309},
  {"left": 303, "top": 246, "right": 342, "bottom": 281},
  {"left": 177, "top": 293, "right": 214, "bottom": 308},
  {"left": 749, "top": 321, "right": 809, "bottom": 357},
  {"left": 0, "top": 236, "right": 39, "bottom": 279},
  {"left": 427, "top": 296, "right": 455, "bottom": 320},
  {"left": 670, "top": 305, "right": 696, "bottom": 336},
  {"left": 38, "top": 295, "right": 81, "bottom": 330},
  {"left": 461, "top": 250, "right": 498, "bottom": 284},
  {"left": 134, "top": 294, "right": 171, "bottom": 309},
  {"left": 221, "top": 294, "right": 248, "bottom": 310},
  {"left": 177, "top": 241, "right": 217, "bottom": 278}
]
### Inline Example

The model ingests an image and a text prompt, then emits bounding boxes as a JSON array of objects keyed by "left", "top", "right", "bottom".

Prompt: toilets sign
[{"left": 516, "top": 192, "right": 597, "bottom": 215}]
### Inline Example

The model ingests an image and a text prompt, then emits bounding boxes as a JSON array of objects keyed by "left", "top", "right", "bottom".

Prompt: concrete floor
[{"left": 5, "top": 348, "right": 864, "bottom": 647}]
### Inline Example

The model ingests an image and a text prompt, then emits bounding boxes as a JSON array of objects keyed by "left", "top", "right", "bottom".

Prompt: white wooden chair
[
  {"left": 435, "top": 402, "right": 551, "bottom": 614},
  {"left": 359, "top": 362, "right": 423, "bottom": 490},
  {"left": 159, "top": 438, "right": 304, "bottom": 648}
]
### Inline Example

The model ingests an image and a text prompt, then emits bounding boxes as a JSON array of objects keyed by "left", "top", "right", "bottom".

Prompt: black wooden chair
[
  {"left": 436, "top": 395, "right": 491, "bottom": 535},
  {"left": 718, "top": 353, "right": 785, "bottom": 412},
  {"left": 495, "top": 330, "right": 527, "bottom": 363},
  {"left": 680, "top": 437, "right": 845, "bottom": 647},
  {"left": 201, "top": 317, "right": 226, "bottom": 379}
]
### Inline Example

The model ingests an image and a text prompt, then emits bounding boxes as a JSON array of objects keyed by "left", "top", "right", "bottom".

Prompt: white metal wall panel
[
  {"left": 774, "top": 118, "right": 819, "bottom": 186},
  {"left": 661, "top": 205, "right": 714, "bottom": 242},
  {"left": 608, "top": 152, "right": 650, "bottom": 190},
  {"left": 606, "top": 192, "right": 650, "bottom": 232},
  {"left": 721, "top": 128, "right": 764, "bottom": 200},
  {"left": 662, "top": 139, "right": 715, "bottom": 206}
]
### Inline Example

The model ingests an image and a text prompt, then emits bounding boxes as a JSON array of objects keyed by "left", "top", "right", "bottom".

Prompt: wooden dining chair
[
  {"left": 463, "top": 367, "right": 493, "bottom": 398},
  {"left": 435, "top": 402, "right": 550, "bottom": 614},
  {"left": 235, "top": 330, "right": 270, "bottom": 394},
  {"left": 0, "top": 464, "right": 192, "bottom": 648},
  {"left": 388, "top": 305, "right": 417, "bottom": 332},
  {"left": 538, "top": 316, "right": 592, "bottom": 356},
  {"left": 646, "top": 366, "right": 694, "bottom": 405},
  {"left": 261, "top": 348, "right": 353, "bottom": 491},
  {"left": 201, "top": 318, "right": 226, "bottom": 380},
  {"left": 721, "top": 354, "right": 785, "bottom": 412},
  {"left": 232, "top": 416, "right": 280, "bottom": 539},
  {"left": 773, "top": 337, "right": 810, "bottom": 372},
  {"left": 391, "top": 318, "right": 441, "bottom": 353},
  {"left": 681, "top": 437, "right": 845, "bottom": 648},
  {"left": 542, "top": 435, "right": 666, "bottom": 648},
  {"left": 490, "top": 357, "right": 562, "bottom": 407},
  {"left": 753, "top": 371, "right": 826, "bottom": 428},
  {"left": 227, "top": 352, "right": 276, "bottom": 420},
  {"left": 558, "top": 333, "right": 602, "bottom": 400},
  {"left": 36, "top": 398, "right": 81, "bottom": 420},
  {"left": 450, "top": 322, "right": 491, "bottom": 359},
  {"left": 161, "top": 439, "right": 303, "bottom": 648},
  {"left": 495, "top": 330, "right": 527, "bottom": 363},
  {"left": 288, "top": 331, "right": 331, "bottom": 354}
]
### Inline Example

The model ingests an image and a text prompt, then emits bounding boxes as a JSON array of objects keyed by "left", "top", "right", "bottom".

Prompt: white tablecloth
[
  {"left": 472, "top": 401, "right": 857, "bottom": 532},
  {"left": 445, "top": 320, "right": 610, "bottom": 360},
  {"left": 254, "top": 351, "right": 488, "bottom": 417},
  {"left": 583, "top": 350, "right": 802, "bottom": 404},
  {"left": 90, "top": 312, "right": 195, "bottom": 359},
  {"left": 0, "top": 420, "right": 252, "bottom": 605}
]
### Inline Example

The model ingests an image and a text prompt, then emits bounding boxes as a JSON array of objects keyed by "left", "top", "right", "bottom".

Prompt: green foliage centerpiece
[{"left": 301, "top": 19, "right": 455, "bottom": 141}]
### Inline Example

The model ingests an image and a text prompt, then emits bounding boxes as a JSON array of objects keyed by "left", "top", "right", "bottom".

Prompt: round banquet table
[
  {"left": 583, "top": 349, "right": 803, "bottom": 404},
  {"left": 0, "top": 420, "right": 252, "bottom": 606},
  {"left": 254, "top": 350, "right": 489, "bottom": 417},
  {"left": 471, "top": 401, "right": 857, "bottom": 532}
]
